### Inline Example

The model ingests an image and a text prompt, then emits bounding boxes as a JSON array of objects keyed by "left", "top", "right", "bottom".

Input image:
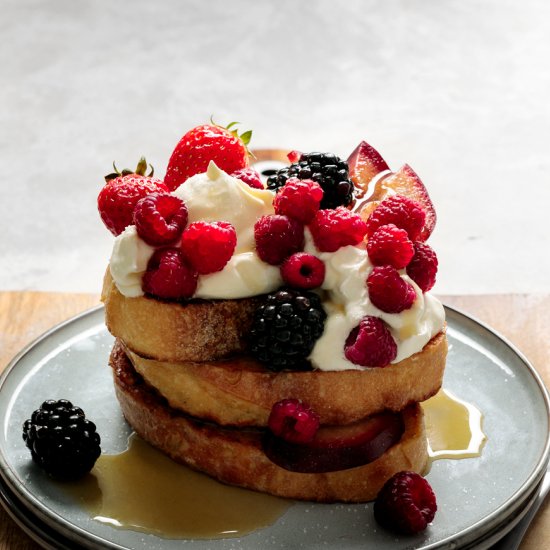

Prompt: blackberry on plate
[
  {"left": 249, "top": 288, "right": 327, "bottom": 370},
  {"left": 266, "top": 152, "right": 354, "bottom": 209},
  {"left": 22, "top": 399, "right": 101, "bottom": 480}
]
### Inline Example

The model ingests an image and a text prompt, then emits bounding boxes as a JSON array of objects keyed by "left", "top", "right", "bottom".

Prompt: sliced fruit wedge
[
  {"left": 366, "top": 164, "right": 437, "bottom": 241},
  {"left": 347, "top": 141, "right": 390, "bottom": 198},
  {"left": 262, "top": 411, "right": 404, "bottom": 473}
]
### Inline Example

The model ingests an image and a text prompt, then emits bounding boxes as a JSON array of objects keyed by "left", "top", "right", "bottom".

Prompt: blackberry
[
  {"left": 266, "top": 152, "right": 354, "bottom": 209},
  {"left": 249, "top": 288, "right": 327, "bottom": 370},
  {"left": 22, "top": 399, "right": 101, "bottom": 480}
]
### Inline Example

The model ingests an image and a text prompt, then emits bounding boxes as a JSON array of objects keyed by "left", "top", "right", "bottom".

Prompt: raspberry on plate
[
  {"left": 367, "top": 265, "right": 416, "bottom": 314},
  {"left": 344, "top": 316, "right": 397, "bottom": 367},
  {"left": 366, "top": 224, "right": 414, "bottom": 269},
  {"left": 407, "top": 241, "right": 438, "bottom": 292},
  {"left": 231, "top": 167, "right": 264, "bottom": 189},
  {"left": 273, "top": 177, "right": 324, "bottom": 224},
  {"left": 133, "top": 192, "right": 188, "bottom": 246},
  {"left": 280, "top": 252, "right": 325, "bottom": 289},
  {"left": 309, "top": 207, "right": 367, "bottom": 253},
  {"left": 374, "top": 471, "right": 437, "bottom": 534},
  {"left": 268, "top": 399, "right": 320, "bottom": 444},
  {"left": 254, "top": 215, "right": 304, "bottom": 265},
  {"left": 142, "top": 248, "right": 198, "bottom": 299},
  {"left": 366, "top": 194, "right": 426, "bottom": 242},
  {"left": 98, "top": 158, "right": 168, "bottom": 236},
  {"left": 180, "top": 221, "right": 237, "bottom": 275}
]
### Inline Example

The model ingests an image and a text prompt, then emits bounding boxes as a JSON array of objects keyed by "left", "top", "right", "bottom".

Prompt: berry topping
[
  {"left": 98, "top": 158, "right": 168, "bottom": 236},
  {"left": 406, "top": 241, "right": 438, "bottom": 292},
  {"left": 254, "top": 215, "right": 304, "bottom": 265},
  {"left": 268, "top": 399, "right": 320, "bottom": 444},
  {"left": 133, "top": 192, "right": 188, "bottom": 246},
  {"left": 22, "top": 399, "right": 101, "bottom": 480},
  {"left": 367, "top": 266, "right": 416, "bottom": 313},
  {"left": 142, "top": 247, "right": 198, "bottom": 300},
  {"left": 231, "top": 167, "right": 264, "bottom": 189},
  {"left": 374, "top": 471, "right": 437, "bottom": 534},
  {"left": 267, "top": 152, "right": 354, "bottom": 209},
  {"left": 309, "top": 207, "right": 367, "bottom": 253},
  {"left": 180, "top": 221, "right": 237, "bottom": 274},
  {"left": 366, "top": 195, "right": 426, "bottom": 242},
  {"left": 367, "top": 224, "right": 415, "bottom": 269},
  {"left": 249, "top": 289, "right": 327, "bottom": 370},
  {"left": 281, "top": 252, "right": 325, "bottom": 290},
  {"left": 164, "top": 121, "right": 251, "bottom": 190},
  {"left": 273, "top": 178, "right": 324, "bottom": 224},
  {"left": 344, "top": 316, "right": 397, "bottom": 367}
]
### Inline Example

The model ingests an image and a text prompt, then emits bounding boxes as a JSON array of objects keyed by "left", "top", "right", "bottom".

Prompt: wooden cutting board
[{"left": 0, "top": 291, "right": 548, "bottom": 549}]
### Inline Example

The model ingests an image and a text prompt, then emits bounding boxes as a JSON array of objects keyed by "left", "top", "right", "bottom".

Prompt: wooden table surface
[{"left": 0, "top": 291, "right": 548, "bottom": 549}]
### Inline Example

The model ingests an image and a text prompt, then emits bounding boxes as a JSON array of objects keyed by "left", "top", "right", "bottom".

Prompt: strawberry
[
  {"left": 98, "top": 158, "right": 168, "bottom": 236},
  {"left": 164, "top": 121, "right": 252, "bottom": 190}
]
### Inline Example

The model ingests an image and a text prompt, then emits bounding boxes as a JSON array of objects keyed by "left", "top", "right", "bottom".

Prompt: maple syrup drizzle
[
  {"left": 422, "top": 388, "right": 487, "bottom": 464},
  {"left": 63, "top": 434, "right": 291, "bottom": 539}
]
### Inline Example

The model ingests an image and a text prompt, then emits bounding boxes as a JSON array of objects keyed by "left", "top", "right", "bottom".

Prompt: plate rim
[{"left": 0, "top": 303, "right": 549, "bottom": 550}]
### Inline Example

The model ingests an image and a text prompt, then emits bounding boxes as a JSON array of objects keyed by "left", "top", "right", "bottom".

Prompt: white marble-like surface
[{"left": 1, "top": 0, "right": 549, "bottom": 294}]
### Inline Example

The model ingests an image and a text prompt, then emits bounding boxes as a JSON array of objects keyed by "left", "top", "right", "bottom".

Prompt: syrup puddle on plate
[
  {"left": 62, "top": 388, "right": 485, "bottom": 539},
  {"left": 62, "top": 434, "right": 291, "bottom": 540},
  {"left": 422, "top": 388, "right": 487, "bottom": 467}
]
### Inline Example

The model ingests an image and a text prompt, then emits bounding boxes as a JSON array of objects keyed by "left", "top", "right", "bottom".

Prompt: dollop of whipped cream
[
  {"left": 108, "top": 161, "right": 445, "bottom": 370},
  {"left": 303, "top": 230, "right": 445, "bottom": 370},
  {"left": 109, "top": 162, "right": 282, "bottom": 300}
]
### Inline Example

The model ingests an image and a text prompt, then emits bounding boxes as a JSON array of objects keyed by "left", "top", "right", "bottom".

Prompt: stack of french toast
[{"left": 99, "top": 123, "right": 447, "bottom": 503}]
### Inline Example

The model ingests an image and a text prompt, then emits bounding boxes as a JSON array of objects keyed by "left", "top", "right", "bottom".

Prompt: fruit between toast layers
[{"left": 110, "top": 341, "right": 428, "bottom": 503}]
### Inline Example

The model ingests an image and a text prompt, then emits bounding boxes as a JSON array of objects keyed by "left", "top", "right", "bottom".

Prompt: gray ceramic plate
[{"left": 0, "top": 305, "right": 549, "bottom": 549}]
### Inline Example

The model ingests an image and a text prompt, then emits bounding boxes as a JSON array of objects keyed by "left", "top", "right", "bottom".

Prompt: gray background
[{"left": 1, "top": 0, "right": 549, "bottom": 294}]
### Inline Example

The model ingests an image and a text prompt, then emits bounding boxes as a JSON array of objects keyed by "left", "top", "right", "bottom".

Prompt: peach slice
[
  {"left": 367, "top": 164, "right": 437, "bottom": 241},
  {"left": 262, "top": 411, "right": 404, "bottom": 473}
]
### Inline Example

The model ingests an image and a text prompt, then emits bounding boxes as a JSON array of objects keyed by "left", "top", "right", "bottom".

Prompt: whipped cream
[
  {"left": 109, "top": 162, "right": 281, "bottom": 300},
  {"left": 108, "top": 162, "right": 445, "bottom": 370},
  {"left": 109, "top": 226, "right": 155, "bottom": 298},
  {"left": 173, "top": 162, "right": 274, "bottom": 254},
  {"left": 303, "top": 230, "right": 444, "bottom": 370}
]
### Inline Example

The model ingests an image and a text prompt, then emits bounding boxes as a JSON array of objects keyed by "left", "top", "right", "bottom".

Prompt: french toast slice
[
  {"left": 102, "top": 270, "right": 261, "bottom": 362},
  {"left": 110, "top": 343, "right": 428, "bottom": 503},
  {"left": 122, "top": 330, "right": 447, "bottom": 427}
]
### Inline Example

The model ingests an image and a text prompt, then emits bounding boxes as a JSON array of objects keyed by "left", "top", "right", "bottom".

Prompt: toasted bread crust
[
  {"left": 123, "top": 330, "right": 446, "bottom": 427},
  {"left": 102, "top": 269, "right": 261, "bottom": 362},
  {"left": 110, "top": 344, "right": 428, "bottom": 502}
]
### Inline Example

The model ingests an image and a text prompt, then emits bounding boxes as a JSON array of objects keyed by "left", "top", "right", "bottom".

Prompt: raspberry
[
  {"left": 367, "top": 224, "right": 414, "bottom": 269},
  {"left": 344, "top": 316, "right": 397, "bottom": 367},
  {"left": 231, "top": 167, "right": 264, "bottom": 189},
  {"left": 366, "top": 195, "right": 426, "bottom": 241},
  {"left": 98, "top": 158, "right": 168, "bottom": 236},
  {"left": 367, "top": 266, "right": 416, "bottom": 313},
  {"left": 273, "top": 178, "right": 324, "bottom": 224},
  {"left": 133, "top": 192, "right": 188, "bottom": 246},
  {"left": 268, "top": 399, "right": 320, "bottom": 444},
  {"left": 407, "top": 242, "right": 438, "bottom": 292},
  {"left": 180, "top": 221, "right": 237, "bottom": 274},
  {"left": 22, "top": 399, "right": 101, "bottom": 480},
  {"left": 374, "top": 471, "right": 437, "bottom": 534},
  {"left": 309, "top": 207, "right": 367, "bottom": 253},
  {"left": 254, "top": 215, "right": 304, "bottom": 265},
  {"left": 280, "top": 252, "right": 325, "bottom": 289},
  {"left": 142, "top": 247, "right": 198, "bottom": 299}
]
